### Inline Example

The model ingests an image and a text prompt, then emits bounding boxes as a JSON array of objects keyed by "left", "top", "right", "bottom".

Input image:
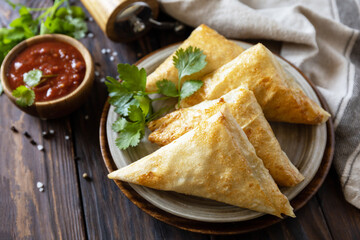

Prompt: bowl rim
[{"left": 0, "top": 33, "right": 94, "bottom": 107}]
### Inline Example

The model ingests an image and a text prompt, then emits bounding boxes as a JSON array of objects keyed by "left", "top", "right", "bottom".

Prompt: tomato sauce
[{"left": 7, "top": 41, "right": 86, "bottom": 102}]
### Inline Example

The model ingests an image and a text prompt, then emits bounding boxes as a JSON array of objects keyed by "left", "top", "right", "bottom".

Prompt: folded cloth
[{"left": 159, "top": 0, "right": 360, "bottom": 209}]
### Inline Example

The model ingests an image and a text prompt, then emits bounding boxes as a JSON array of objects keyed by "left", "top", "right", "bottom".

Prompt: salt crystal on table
[
  {"left": 109, "top": 56, "right": 115, "bottom": 61},
  {"left": 39, "top": 187, "right": 44, "bottom": 192},
  {"left": 49, "top": 129, "right": 55, "bottom": 135},
  {"left": 112, "top": 51, "right": 118, "bottom": 56},
  {"left": 37, "top": 145, "right": 44, "bottom": 151},
  {"left": 95, "top": 71, "right": 100, "bottom": 77},
  {"left": 65, "top": 135, "right": 70, "bottom": 140},
  {"left": 100, "top": 78, "right": 105, "bottom": 83},
  {"left": 87, "top": 32, "right": 94, "bottom": 38},
  {"left": 36, "top": 182, "right": 44, "bottom": 188},
  {"left": 106, "top": 48, "right": 111, "bottom": 53},
  {"left": 88, "top": 17, "right": 94, "bottom": 22},
  {"left": 101, "top": 49, "right": 106, "bottom": 54}
]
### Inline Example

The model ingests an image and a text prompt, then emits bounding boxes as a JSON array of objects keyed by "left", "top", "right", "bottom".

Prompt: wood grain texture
[
  {"left": 1, "top": 0, "right": 360, "bottom": 239},
  {"left": 0, "top": 88, "right": 86, "bottom": 239},
  {"left": 0, "top": 1, "right": 86, "bottom": 239}
]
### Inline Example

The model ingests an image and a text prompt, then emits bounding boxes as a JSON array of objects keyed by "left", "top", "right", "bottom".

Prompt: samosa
[
  {"left": 109, "top": 106, "right": 295, "bottom": 218},
  {"left": 148, "top": 88, "right": 304, "bottom": 187},
  {"left": 180, "top": 43, "right": 330, "bottom": 125}
]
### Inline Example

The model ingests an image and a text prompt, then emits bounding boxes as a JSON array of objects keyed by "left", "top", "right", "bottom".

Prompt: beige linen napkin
[{"left": 159, "top": 0, "right": 360, "bottom": 209}]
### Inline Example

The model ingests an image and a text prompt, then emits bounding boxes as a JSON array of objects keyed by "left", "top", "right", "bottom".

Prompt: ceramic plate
[{"left": 105, "top": 41, "right": 327, "bottom": 222}]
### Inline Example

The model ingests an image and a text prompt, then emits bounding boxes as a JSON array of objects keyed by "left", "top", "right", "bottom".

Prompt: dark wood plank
[
  {"left": 0, "top": 90, "right": 86, "bottom": 240},
  {"left": 0, "top": 1, "right": 86, "bottom": 239},
  {"left": 317, "top": 167, "right": 360, "bottom": 240}
]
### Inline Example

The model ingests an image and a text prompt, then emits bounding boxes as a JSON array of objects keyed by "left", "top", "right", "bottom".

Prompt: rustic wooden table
[{"left": 1, "top": 1, "right": 360, "bottom": 239}]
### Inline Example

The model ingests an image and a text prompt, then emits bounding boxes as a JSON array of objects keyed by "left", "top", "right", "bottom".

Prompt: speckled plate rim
[{"left": 100, "top": 41, "right": 334, "bottom": 234}]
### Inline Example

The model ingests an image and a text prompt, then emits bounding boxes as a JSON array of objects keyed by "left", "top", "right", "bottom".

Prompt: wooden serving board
[{"left": 99, "top": 42, "right": 334, "bottom": 234}]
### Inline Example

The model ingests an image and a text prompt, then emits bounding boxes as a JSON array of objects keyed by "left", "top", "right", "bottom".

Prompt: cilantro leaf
[
  {"left": 134, "top": 95, "right": 151, "bottom": 116},
  {"left": 180, "top": 80, "right": 203, "bottom": 100},
  {"left": 156, "top": 79, "right": 179, "bottom": 97},
  {"left": 173, "top": 46, "right": 207, "bottom": 81},
  {"left": 127, "top": 105, "right": 144, "bottom": 122},
  {"left": 105, "top": 76, "right": 133, "bottom": 113},
  {"left": 114, "top": 98, "right": 137, "bottom": 116},
  {"left": 112, "top": 115, "right": 145, "bottom": 150},
  {"left": 115, "top": 122, "right": 143, "bottom": 150},
  {"left": 117, "top": 64, "right": 147, "bottom": 92},
  {"left": 23, "top": 69, "right": 42, "bottom": 87},
  {"left": 112, "top": 117, "right": 128, "bottom": 132},
  {"left": 12, "top": 85, "right": 35, "bottom": 107},
  {"left": 69, "top": 6, "right": 86, "bottom": 19}
]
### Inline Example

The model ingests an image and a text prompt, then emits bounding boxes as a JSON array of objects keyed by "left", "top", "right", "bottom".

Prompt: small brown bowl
[{"left": 0, "top": 34, "right": 94, "bottom": 119}]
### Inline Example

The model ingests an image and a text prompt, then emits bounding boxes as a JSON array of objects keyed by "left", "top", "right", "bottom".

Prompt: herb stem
[
  {"left": 36, "top": 74, "right": 58, "bottom": 86},
  {"left": 146, "top": 106, "right": 173, "bottom": 123},
  {"left": 150, "top": 96, "right": 171, "bottom": 102},
  {"left": 143, "top": 91, "right": 158, "bottom": 95}
]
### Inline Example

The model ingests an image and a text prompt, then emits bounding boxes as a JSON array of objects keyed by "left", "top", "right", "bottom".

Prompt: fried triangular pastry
[
  {"left": 180, "top": 43, "right": 330, "bottom": 124},
  {"left": 109, "top": 106, "right": 295, "bottom": 217},
  {"left": 149, "top": 88, "right": 304, "bottom": 187},
  {"left": 145, "top": 24, "right": 244, "bottom": 92}
]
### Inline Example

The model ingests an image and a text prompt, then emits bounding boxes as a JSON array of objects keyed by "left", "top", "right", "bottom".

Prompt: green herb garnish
[
  {"left": 12, "top": 69, "right": 56, "bottom": 107},
  {"left": 156, "top": 46, "right": 207, "bottom": 104},
  {"left": 0, "top": 0, "right": 87, "bottom": 65},
  {"left": 12, "top": 85, "right": 35, "bottom": 107},
  {"left": 106, "top": 46, "right": 207, "bottom": 150},
  {"left": 105, "top": 65, "right": 151, "bottom": 149}
]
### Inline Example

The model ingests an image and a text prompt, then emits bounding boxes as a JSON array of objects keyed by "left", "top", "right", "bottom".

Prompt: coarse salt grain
[
  {"left": 109, "top": 56, "right": 115, "bottom": 61},
  {"left": 39, "top": 187, "right": 44, "bottom": 192},
  {"left": 49, "top": 129, "right": 55, "bottom": 135},
  {"left": 37, "top": 145, "right": 44, "bottom": 151},
  {"left": 106, "top": 48, "right": 111, "bottom": 53},
  {"left": 36, "top": 182, "right": 44, "bottom": 188},
  {"left": 87, "top": 32, "right": 94, "bottom": 38},
  {"left": 101, "top": 49, "right": 106, "bottom": 54},
  {"left": 100, "top": 78, "right": 105, "bottom": 83},
  {"left": 95, "top": 71, "right": 100, "bottom": 77},
  {"left": 112, "top": 51, "right": 118, "bottom": 56},
  {"left": 85, "top": 115, "right": 89, "bottom": 120},
  {"left": 89, "top": 17, "right": 94, "bottom": 22},
  {"left": 65, "top": 135, "right": 70, "bottom": 140}
]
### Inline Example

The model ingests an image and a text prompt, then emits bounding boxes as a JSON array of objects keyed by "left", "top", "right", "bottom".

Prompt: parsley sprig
[
  {"left": 156, "top": 46, "right": 207, "bottom": 105},
  {"left": 0, "top": 0, "right": 88, "bottom": 96},
  {"left": 105, "top": 65, "right": 152, "bottom": 149},
  {"left": 12, "top": 69, "right": 57, "bottom": 107},
  {"left": 106, "top": 46, "right": 207, "bottom": 150}
]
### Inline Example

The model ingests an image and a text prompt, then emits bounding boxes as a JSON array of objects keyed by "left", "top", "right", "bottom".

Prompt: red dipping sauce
[{"left": 7, "top": 41, "right": 86, "bottom": 102}]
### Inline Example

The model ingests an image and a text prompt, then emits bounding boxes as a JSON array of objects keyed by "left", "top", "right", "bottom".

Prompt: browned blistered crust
[
  {"left": 181, "top": 43, "right": 330, "bottom": 125},
  {"left": 148, "top": 88, "right": 304, "bottom": 187},
  {"left": 145, "top": 24, "right": 244, "bottom": 92}
]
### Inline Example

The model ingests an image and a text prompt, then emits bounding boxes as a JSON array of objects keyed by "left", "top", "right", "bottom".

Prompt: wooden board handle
[{"left": 80, "top": 0, "right": 159, "bottom": 41}]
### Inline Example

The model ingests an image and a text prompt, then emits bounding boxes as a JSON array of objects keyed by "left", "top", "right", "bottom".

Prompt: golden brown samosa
[
  {"left": 181, "top": 43, "right": 330, "bottom": 125},
  {"left": 146, "top": 24, "right": 244, "bottom": 92},
  {"left": 148, "top": 88, "right": 304, "bottom": 187},
  {"left": 109, "top": 106, "right": 295, "bottom": 218}
]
